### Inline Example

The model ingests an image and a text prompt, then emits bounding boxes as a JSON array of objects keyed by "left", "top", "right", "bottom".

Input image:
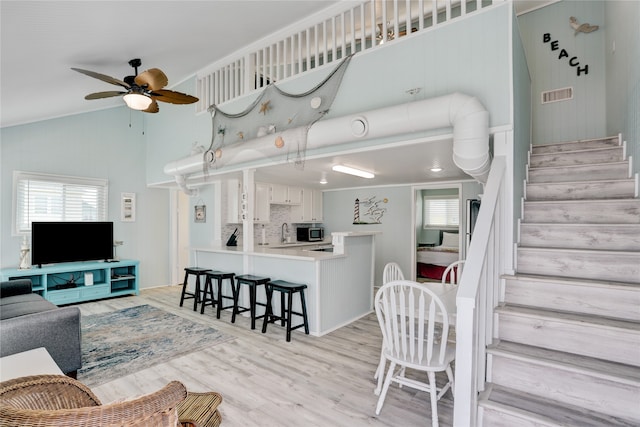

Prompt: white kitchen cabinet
[
  {"left": 269, "top": 183, "right": 302, "bottom": 205},
  {"left": 226, "top": 179, "right": 270, "bottom": 223},
  {"left": 226, "top": 178, "right": 242, "bottom": 223},
  {"left": 310, "top": 189, "right": 323, "bottom": 222},
  {"left": 254, "top": 182, "right": 270, "bottom": 223},
  {"left": 291, "top": 188, "right": 323, "bottom": 222}
]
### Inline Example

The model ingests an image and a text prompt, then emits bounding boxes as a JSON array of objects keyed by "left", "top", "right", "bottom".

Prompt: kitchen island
[{"left": 192, "top": 232, "right": 378, "bottom": 336}]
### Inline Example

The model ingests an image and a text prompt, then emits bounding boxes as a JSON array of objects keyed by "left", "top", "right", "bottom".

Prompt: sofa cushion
[{"left": 0, "top": 294, "right": 57, "bottom": 320}]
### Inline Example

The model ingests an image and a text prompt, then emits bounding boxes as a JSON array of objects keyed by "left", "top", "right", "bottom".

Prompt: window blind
[
  {"left": 423, "top": 196, "right": 459, "bottom": 228},
  {"left": 14, "top": 172, "right": 108, "bottom": 233}
]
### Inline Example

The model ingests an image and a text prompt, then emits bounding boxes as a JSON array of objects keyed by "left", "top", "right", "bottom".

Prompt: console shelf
[{"left": 0, "top": 260, "right": 139, "bottom": 305}]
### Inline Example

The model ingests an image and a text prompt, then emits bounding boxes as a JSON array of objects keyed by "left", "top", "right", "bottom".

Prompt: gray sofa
[{"left": 0, "top": 279, "right": 82, "bottom": 377}]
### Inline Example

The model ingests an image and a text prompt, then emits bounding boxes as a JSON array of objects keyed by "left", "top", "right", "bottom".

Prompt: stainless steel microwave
[{"left": 297, "top": 227, "right": 324, "bottom": 242}]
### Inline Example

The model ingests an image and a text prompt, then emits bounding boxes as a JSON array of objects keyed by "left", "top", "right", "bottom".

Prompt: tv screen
[{"left": 31, "top": 222, "right": 114, "bottom": 267}]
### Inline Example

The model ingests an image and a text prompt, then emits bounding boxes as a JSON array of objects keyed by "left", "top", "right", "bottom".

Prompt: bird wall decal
[{"left": 569, "top": 16, "right": 599, "bottom": 35}]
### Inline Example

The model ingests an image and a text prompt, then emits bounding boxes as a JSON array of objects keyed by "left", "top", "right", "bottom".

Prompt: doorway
[
  {"left": 170, "top": 189, "right": 190, "bottom": 285},
  {"left": 412, "top": 184, "right": 462, "bottom": 282}
]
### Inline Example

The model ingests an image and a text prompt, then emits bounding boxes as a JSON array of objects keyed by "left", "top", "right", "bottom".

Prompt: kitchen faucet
[{"left": 281, "top": 222, "right": 289, "bottom": 243}]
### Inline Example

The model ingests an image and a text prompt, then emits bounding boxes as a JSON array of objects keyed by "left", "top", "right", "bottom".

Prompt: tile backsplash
[{"left": 222, "top": 204, "right": 321, "bottom": 246}]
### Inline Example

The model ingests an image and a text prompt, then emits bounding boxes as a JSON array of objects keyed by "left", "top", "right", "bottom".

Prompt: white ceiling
[
  {"left": 0, "top": 1, "right": 552, "bottom": 190},
  {"left": 0, "top": 1, "right": 345, "bottom": 128}
]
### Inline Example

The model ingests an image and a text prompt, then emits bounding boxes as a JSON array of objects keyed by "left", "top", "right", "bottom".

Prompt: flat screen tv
[{"left": 31, "top": 221, "right": 114, "bottom": 267}]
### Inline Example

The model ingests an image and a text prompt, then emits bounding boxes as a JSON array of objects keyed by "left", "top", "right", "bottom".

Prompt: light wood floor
[{"left": 74, "top": 285, "right": 454, "bottom": 427}]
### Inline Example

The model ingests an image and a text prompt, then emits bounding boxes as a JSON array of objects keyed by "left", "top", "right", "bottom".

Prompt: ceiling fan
[{"left": 71, "top": 58, "right": 198, "bottom": 113}]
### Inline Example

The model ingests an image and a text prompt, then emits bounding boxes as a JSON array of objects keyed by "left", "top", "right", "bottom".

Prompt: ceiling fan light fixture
[
  {"left": 332, "top": 165, "right": 375, "bottom": 179},
  {"left": 123, "top": 93, "right": 152, "bottom": 110}
]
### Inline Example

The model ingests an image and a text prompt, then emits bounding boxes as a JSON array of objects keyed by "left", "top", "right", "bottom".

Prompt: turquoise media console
[{"left": 0, "top": 260, "right": 139, "bottom": 305}]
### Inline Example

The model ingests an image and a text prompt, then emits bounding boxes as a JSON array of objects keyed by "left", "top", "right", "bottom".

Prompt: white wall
[
  {"left": 322, "top": 185, "right": 413, "bottom": 286},
  {"left": 518, "top": 0, "right": 607, "bottom": 144},
  {"left": 604, "top": 0, "right": 640, "bottom": 175},
  {"left": 0, "top": 108, "right": 170, "bottom": 288},
  {"left": 322, "top": 180, "right": 482, "bottom": 285}
]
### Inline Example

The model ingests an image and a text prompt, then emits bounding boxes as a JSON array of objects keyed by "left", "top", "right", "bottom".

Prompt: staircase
[{"left": 479, "top": 135, "right": 640, "bottom": 426}]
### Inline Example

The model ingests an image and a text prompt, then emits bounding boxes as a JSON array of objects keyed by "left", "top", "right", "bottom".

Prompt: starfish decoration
[{"left": 259, "top": 100, "right": 271, "bottom": 115}]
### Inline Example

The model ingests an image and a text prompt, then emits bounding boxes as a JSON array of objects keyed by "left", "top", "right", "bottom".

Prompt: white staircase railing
[
  {"left": 453, "top": 156, "right": 506, "bottom": 426},
  {"left": 195, "top": 0, "right": 502, "bottom": 112}
]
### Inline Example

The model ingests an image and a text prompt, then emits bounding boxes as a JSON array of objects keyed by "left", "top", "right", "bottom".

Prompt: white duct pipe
[
  {"left": 175, "top": 175, "right": 198, "bottom": 196},
  {"left": 164, "top": 92, "right": 490, "bottom": 185}
]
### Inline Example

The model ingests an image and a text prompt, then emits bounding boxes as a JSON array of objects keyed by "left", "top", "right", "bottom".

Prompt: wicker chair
[{"left": 0, "top": 374, "right": 222, "bottom": 427}]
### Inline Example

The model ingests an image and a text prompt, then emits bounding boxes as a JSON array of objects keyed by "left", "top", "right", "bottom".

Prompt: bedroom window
[
  {"left": 423, "top": 195, "right": 459, "bottom": 228},
  {"left": 14, "top": 171, "right": 108, "bottom": 234}
]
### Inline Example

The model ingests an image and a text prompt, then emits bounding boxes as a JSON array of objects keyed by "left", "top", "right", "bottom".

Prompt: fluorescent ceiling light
[
  {"left": 123, "top": 93, "right": 152, "bottom": 110},
  {"left": 430, "top": 167, "right": 443, "bottom": 172},
  {"left": 332, "top": 165, "right": 375, "bottom": 179}
]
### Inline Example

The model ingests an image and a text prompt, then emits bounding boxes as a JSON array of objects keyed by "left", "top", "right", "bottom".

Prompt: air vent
[{"left": 541, "top": 87, "right": 573, "bottom": 104}]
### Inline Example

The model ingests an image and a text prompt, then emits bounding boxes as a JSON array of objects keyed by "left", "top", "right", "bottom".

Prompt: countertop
[
  {"left": 192, "top": 241, "right": 342, "bottom": 261},
  {"left": 193, "top": 232, "right": 379, "bottom": 261}
]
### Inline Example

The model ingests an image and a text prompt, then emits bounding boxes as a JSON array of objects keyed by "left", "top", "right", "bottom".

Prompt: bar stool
[
  {"left": 180, "top": 267, "right": 211, "bottom": 311},
  {"left": 232, "top": 274, "right": 270, "bottom": 329},
  {"left": 262, "top": 280, "right": 309, "bottom": 342},
  {"left": 201, "top": 270, "right": 237, "bottom": 318}
]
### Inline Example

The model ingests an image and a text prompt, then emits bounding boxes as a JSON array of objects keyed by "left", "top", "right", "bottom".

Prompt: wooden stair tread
[
  {"left": 517, "top": 246, "right": 640, "bottom": 255},
  {"left": 528, "top": 160, "right": 628, "bottom": 171},
  {"left": 531, "top": 145, "right": 622, "bottom": 156},
  {"left": 524, "top": 198, "right": 640, "bottom": 205},
  {"left": 527, "top": 178, "right": 635, "bottom": 186},
  {"left": 532, "top": 135, "right": 619, "bottom": 149},
  {"left": 502, "top": 273, "right": 640, "bottom": 290},
  {"left": 481, "top": 384, "right": 639, "bottom": 427},
  {"left": 520, "top": 222, "right": 640, "bottom": 229},
  {"left": 488, "top": 340, "right": 640, "bottom": 384},
  {"left": 496, "top": 303, "right": 640, "bottom": 334}
]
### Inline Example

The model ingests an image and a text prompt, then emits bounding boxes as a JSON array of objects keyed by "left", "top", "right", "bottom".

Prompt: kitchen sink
[{"left": 305, "top": 246, "right": 334, "bottom": 252}]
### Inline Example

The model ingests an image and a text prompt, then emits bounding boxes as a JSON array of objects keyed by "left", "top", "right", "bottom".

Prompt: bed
[{"left": 417, "top": 231, "right": 460, "bottom": 280}]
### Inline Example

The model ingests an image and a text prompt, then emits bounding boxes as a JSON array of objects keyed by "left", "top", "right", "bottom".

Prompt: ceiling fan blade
[
  {"left": 84, "top": 91, "right": 127, "bottom": 100},
  {"left": 71, "top": 68, "right": 130, "bottom": 89},
  {"left": 150, "top": 89, "right": 199, "bottom": 105},
  {"left": 135, "top": 68, "right": 168, "bottom": 91},
  {"left": 143, "top": 100, "right": 159, "bottom": 113}
]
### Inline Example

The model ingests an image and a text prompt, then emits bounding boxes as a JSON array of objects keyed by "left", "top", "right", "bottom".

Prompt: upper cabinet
[
  {"left": 254, "top": 182, "right": 270, "bottom": 223},
  {"left": 270, "top": 183, "right": 302, "bottom": 205},
  {"left": 226, "top": 179, "right": 270, "bottom": 223},
  {"left": 226, "top": 178, "right": 243, "bottom": 224},
  {"left": 226, "top": 179, "right": 320, "bottom": 224},
  {"left": 291, "top": 189, "right": 323, "bottom": 223}
]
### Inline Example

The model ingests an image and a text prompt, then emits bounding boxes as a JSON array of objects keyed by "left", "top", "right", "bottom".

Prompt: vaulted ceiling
[
  {"left": 1, "top": 1, "right": 553, "bottom": 190},
  {"left": 0, "top": 1, "right": 551, "bottom": 129}
]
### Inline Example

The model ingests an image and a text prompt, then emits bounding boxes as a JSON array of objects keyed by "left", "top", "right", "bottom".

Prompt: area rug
[{"left": 78, "top": 304, "right": 233, "bottom": 387}]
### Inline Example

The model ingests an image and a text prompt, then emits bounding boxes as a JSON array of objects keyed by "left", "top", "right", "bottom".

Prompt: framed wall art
[
  {"left": 194, "top": 203, "right": 206, "bottom": 223},
  {"left": 121, "top": 192, "right": 136, "bottom": 222}
]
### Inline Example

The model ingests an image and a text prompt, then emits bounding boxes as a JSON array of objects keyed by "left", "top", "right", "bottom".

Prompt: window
[
  {"left": 14, "top": 171, "right": 108, "bottom": 234},
  {"left": 423, "top": 195, "right": 459, "bottom": 228}
]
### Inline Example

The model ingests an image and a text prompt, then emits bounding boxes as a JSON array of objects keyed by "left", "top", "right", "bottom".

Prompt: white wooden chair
[
  {"left": 441, "top": 259, "right": 465, "bottom": 285},
  {"left": 374, "top": 262, "right": 405, "bottom": 394},
  {"left": 382, "top": 262, "right": 404, "bottom": 285},
  {"left": 374, "top": 280, "right": 455, "bottom": 427}
]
